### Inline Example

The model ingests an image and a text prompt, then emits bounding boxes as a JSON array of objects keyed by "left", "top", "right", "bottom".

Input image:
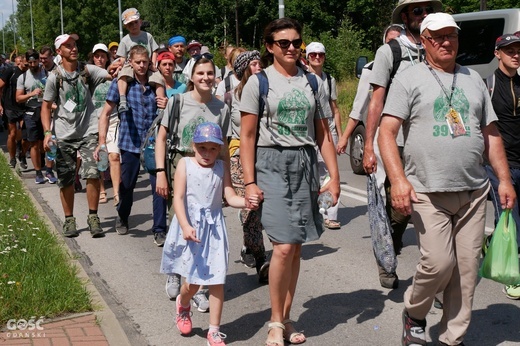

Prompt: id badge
[
  {"left": 63, "top": 99, "right": 77, "bottom": 112},
  {"left": 445, "top": 108, "right": 466, "bottom": 137}
]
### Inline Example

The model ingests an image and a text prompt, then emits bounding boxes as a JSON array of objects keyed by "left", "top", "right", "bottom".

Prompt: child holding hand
[{"left": 160, "top": 122, "right": 259, "bottom": 346}]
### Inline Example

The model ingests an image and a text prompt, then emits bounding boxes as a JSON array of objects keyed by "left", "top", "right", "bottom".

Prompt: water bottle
[
  {"left": 97, "top": 144, "right": 109, "bottom": 171},
  {"left": 143, "top": 137, "right": 156, "bottom": 172},
  {"left": 318, "top": 191, "right": 334, "bottom": 215},
  {"left": 46, "top": 135, "right": 57, "bottom": 161}
]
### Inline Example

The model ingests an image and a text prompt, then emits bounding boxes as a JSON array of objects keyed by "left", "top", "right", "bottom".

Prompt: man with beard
[
  {"left": 362, "top": 0, "right": 443, "bottom": 289},
  {"left": 16, "top": 49, "right": 57, "bottom": 184},
  {"left": 168, "top": 36, "right": 188, "bottom": 84}
]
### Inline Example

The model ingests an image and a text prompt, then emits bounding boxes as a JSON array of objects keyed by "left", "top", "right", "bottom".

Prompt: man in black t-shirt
[
  {"left": 484, "top": 33, "right": 520, "bottom": 300},
  {"left": 0, "top": 55, "right": 28, "bottom": 169}
]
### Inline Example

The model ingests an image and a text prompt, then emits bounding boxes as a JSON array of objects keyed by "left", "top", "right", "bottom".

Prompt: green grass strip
[{"left": 0, "top": 153, "right": 91, "bottom": 325}]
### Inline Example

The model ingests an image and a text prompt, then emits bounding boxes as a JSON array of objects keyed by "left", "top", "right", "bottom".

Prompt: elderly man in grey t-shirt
[{"left": 379, "top": 13, "right": 515, "bottom": 346}]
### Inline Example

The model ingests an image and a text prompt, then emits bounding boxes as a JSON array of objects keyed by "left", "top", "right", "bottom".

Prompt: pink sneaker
[
  {"left": 175, "top": 295, "right": 192, "bottom": 335},
  {"left": 207, "top": 330, "right": 227, "bottom": 346}
]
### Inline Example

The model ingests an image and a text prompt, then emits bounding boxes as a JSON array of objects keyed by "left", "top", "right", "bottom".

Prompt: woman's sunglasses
[{"left": 273, "top": 39, "right": 303, "bottom": 49}]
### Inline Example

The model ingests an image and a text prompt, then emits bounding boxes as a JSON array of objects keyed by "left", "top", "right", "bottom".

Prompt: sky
[{"left": 1, "top": 0, "right": 17, "bottom": 28}]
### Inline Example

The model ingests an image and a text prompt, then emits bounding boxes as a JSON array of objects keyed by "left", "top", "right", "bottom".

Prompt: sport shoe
[
  {"left": 256, "top": 259, "right": 270, "bottom": 284},
  {"left": 118, "top": 100, "right": 128, "bottom": 113},
  {"left": 35, "top": 171, "right": 46, "bottom": 184},
  {"left": 207, "top": 330, "right": 227, "bottom": 346},
  {"left": 503, "top": 285, "right": 520, "bottom": 300},
  {"left": 240, "top": 247, "right": 256, "bottom": 268},
  {"left": 9, "top": 158, "right": 17, "bottom": 169},
  {"left": 87, "top": 214, "right": 104, "bottom": 238},
  {"left": 175, "top": 296, "right": 192, "bottom": 335},
  {"left": 44, "top": 170, "right": 57, "bottom": 184},
  {"left": 166, "top": 274, "right": 181, "bottom": 300},
  {"left": 115, "top": 217, "right": 129, "bottom": 235},
  {"left": 18, "top": 155, "right": 27, "bottom": 170},
  {"left": 192, "top": 290, "right": 210, "bottom": 312},
  {"left": 402, "top": 310, "right": 426, "bottom": 346},
  {"left": 154, "top": 231, "right": 166, "bottom": 246},
  {"left": 63, "top": 217, "right": 79, "bottom": 237}
]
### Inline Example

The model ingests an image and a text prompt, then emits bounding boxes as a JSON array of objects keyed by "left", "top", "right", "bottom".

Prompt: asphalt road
[{"left": 5, "top": 133, "right": 520, "bottom": 346}]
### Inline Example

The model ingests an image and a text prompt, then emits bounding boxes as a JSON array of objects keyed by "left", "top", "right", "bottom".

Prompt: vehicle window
[{"left": 456, "top": 18, "right": 504, "bottom": 66}]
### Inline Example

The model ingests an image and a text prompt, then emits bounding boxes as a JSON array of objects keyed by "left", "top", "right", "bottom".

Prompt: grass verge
[
  {"left": 337, "top": 77, "right": 359, "bottom": 130},
  {"left": 0, "top": 153, "right": 91, "bottom": 326}
]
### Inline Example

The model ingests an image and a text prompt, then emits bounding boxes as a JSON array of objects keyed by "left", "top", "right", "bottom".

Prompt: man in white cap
[
  {"left": 363, "top": 0, "right": 443, "bottom": 290},
  {"left": 41, "top": 34, "right": 114, "bottom": 238},
  {"left": 378, "top": 13, "right": 516, "bottom": 346}
]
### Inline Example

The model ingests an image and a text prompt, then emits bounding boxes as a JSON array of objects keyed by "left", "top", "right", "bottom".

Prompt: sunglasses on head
[
  {"left": 193, "top": 52, "right": 214, "bottom": 61},
  {"left": 410, "top": 6, "right": 434, "bottom": 16},
  {"left": 273, "top": 38, "right": 303, "bottom": 49}
]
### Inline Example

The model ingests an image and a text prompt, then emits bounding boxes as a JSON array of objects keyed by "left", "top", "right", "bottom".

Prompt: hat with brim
[
  {"left": 193, "top": 122, "right": 224, "bottom": 145},
  {"left": 495, "top": 34, "right": 520, "bottom": 50},
  {"left": 54, "top": 34, "right": 79, "bottom": 49},
  {"left": 187, "top": 40, "right": 202, "bottom": 51},
  {"left": 420, "top": 13, "right": 460, "bottom": 34},
  {"left": 392, "top": 0, "right": 443, "bottom": 24},
  {"left": 92, "top": 43, "right": 109, "bottom": 54},
  {"left": 108, "top": 42, "right": 119, "bottom": 50}
]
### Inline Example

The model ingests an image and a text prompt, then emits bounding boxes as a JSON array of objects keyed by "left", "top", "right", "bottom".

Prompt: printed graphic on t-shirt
[
  {"left": 65, "top": 83, "right": 87, "bottom": 113},
  {"left": 277, "top": 88, "right": 310, "bottom": 137},
  {"left": 181, "top": 116, "right": 206, "bottom": 150},
  {"left": 92, "top": 82, "right": 111, "bottom": 109},
  {"left": 432, "top": 87, "right": 470, "bottom": 137}
]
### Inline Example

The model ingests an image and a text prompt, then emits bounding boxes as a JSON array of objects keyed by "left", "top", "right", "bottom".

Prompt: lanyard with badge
[
  {"left": 424, "top": 60, "right": 466, "bottom": 137},
  {"left": 59, "top": 66, "right": 80, "bottom": 112}
]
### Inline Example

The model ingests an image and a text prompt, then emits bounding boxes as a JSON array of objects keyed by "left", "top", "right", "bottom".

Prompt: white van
[{"left": 348, "top": 8, "right": 520, "bottom": 174}]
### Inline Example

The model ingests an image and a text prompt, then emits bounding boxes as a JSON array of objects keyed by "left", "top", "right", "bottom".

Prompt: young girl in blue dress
[{"left": 160, "top": 122, "right": 259, "bottom": 345}]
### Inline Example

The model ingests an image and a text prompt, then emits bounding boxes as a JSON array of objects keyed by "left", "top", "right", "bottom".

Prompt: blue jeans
[
  {"left": 118, "top": 150, "right": 167, "bottom": 233},
  {"left": 484, "top": 165, "right": 520, "bottom": 243}
]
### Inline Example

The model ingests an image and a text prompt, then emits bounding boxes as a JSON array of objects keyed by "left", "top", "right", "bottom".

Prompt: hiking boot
[
  {"left": 378, "top": 264, "right": 399, "bottom": 289},
  {"left": 44, "top": 170, "right": 57, "bottom": 184},
  {"left": 115, "top": 217, "right": 129, "bottom": 235},
  {"left": 175, "top": 296, "right": 192, "bottom": 335},
  {"left": 18, "top": 155, "right": 27, "bottom": 170},
  {"left": 402, "top": 310, "right": 426, "bottom": 346},
  {"left": 63, "top": 217, "right": 79, "bottom": 237},
  {"left": 154, "top": 231, "right": 166, "bottom": 247},
  {"left": 192, "top": 290, "right": 210, "bottom": 312},
  {"left": 87, "top": 214, "right": 104, "bottom": 238},
  {"left": 503, "top": 285, "right": 520, "bottom": 300},
  {"left": 9, "top": 158, "right": 17, "bottom": 169},
  {"left": 256, "top": 259, "right": 270, "bottom": 284},
  {"left": 166, "top": 274, "right": 181, "bottom": 300},
  {"left": 35, "top": 171, "right": 46, "bottom": 184},
  {"left": 240, "top": 247, "right": 256, "bottom": 268},
  {"left": 207, "top": 330, "right": 227, "bottom": 346}
]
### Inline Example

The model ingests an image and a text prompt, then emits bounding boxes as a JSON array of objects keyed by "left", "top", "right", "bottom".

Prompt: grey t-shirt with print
[
  {"left": 239, "top": 65, "right": 332, "bottom": 147},
  {"left": 117, "top": 32, "right": 159, "bottom": 59},
  {"left": 43, "top": 64, "right": 109, "bottom": 140},
  {"left": 161, "top": 92, "right": 230, "bottom": 152},
  {"left": 17, "top": 68, "right": 48, "bottom": 109},
  {"left": 382, "top": 63, "right": 497, "bottom": 193}
]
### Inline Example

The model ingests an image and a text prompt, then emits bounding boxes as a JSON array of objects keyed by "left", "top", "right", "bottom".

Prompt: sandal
[
  {"left": 283, "top": 319, "right": 306, "bottom": 344},
  {"left": 113, "top": 194, "right": 119, "bottom": 207},
  {"left": 265, "top": 322, "right": 284, "bottom": 346},
  {"left": 99, "top": 192, "right": 108, "bottom": 204},
  {"left": 324, "top": 219, "right": 341, "bottom": 230}
]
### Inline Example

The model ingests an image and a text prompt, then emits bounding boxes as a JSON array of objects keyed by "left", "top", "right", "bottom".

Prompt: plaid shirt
[{"left": 106, "top": 79, "right": 157, "bottom": 153}]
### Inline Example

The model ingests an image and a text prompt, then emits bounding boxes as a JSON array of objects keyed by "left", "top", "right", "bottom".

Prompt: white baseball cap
[
  {"left": 306, "top": 42, "right": 325, "bottom": 58},
  {"left": 54, "top": 34, "right": 79, "bottom": 49},
  {"left": 92, "top": 43, "right": 109, "bottom": 54},
  {"left": 420, "top": 13, "right": 460, "bottom": 34}
]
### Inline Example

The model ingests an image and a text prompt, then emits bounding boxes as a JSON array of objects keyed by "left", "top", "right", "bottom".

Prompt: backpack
[
  {"left": 485, "top": 73, "right": 495, "bottom": 99},
  {"left": 366, "top": 38, "right": 404, "bottom": 90},
  {"left": 256, "top": 69, "right": 324, "bottom": 128},
  {"left": 53, "top": 62, "right": 92, "bottom": 95},
  {"left": 140, "top": 94, "right": 182, "bottom": 186}
]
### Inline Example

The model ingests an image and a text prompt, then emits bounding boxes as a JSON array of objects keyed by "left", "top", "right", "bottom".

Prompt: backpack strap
[
  {"left": 257, "top": 70, "right": 270, "bottom": 127},
  {"left": 325, "top": 72, "right": 332, "bottom": 102},
  {"left": 224, "top": 74, "right": 231, "bottom": 93},
  {"left": 166, "top": 93, "right": 183, "bottom": 190},
  {"left": 485, "top": 73, "right": 495, "bottom": 99},
  {"left": 388, "top": 39, "right": 402, "bottom": 82}
]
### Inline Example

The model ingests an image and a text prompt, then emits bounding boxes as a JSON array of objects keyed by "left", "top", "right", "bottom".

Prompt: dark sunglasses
[
  {"left": 410, "top": 6, "right": 434, "bottom": 16},
  {"left": 308, "top": 52, "right": 325, "bottom": 59},
  {"left": 193, "top": 52, "right": 214, "bottom": 61},
  {"left": 273, "top": 38, "right": 303, "bottom": 49}
]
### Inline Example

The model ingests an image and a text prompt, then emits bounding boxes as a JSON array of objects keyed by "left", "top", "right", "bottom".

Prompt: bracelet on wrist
[
  {"left": 244, "top": 181, "right": 256, "bottom": 187},
  {"left": 44, "top": 131, "right": 52, "bottom": 136},
  {"left": 155, "top": 168, "right": 166, "bottom": 172}
]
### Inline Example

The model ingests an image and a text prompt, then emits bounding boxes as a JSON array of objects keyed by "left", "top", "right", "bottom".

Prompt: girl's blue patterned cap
[{"left": 193, "top": 122, "right": 223, "bottom": 145}]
